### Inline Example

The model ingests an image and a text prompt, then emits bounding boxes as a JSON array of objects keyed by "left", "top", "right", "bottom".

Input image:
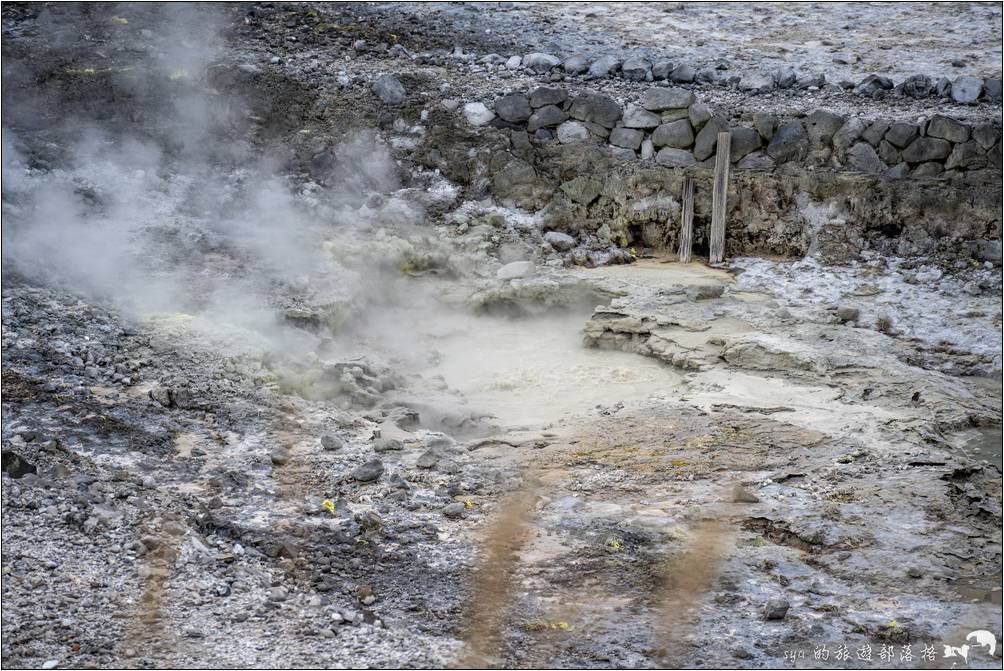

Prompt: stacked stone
[
  {"left": 480, "top": 86, "right": 1001, "bottom": 181},
  {"left": 487, "top": 52, "right": 1003, "bottom": 104}
]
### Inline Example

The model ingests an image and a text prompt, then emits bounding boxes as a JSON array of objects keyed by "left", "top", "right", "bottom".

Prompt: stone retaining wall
[{"left": 467, "top": 86, "right": 1002, "bottom": 183}]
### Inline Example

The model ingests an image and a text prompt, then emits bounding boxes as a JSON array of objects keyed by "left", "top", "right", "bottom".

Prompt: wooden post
[
  {"left": 678, "top": 176, "right": 694, "bottom": 263},
  {"left": 709, "top": 131, "right": 731, "bottom": 264}
]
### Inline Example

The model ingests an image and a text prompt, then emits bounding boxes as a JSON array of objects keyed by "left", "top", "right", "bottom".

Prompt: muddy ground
[{"left": 2, "top": 3, "right": 1002, "bottom": 670}]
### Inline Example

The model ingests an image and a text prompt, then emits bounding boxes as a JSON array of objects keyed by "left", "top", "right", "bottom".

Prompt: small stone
[
  {"left": 568, "top": 92, "right": 622, "bottom": 128},
  {"left": 463, "top": 102, "right": 495, "bottom": 126},
  {"left": 766, "top": 120, "right": 808, "bottom": 163},
  {"left": 729, "top": 127, "right": 761, "bottom": 161},
  {"left": 544, "top": 231, "right": 576, "bottom": 251},
  {"left": 640, "top": 87, "right": 694, "bottom": 111},
  {"left": 693, "top": 115, "right": 729, "bottom": 161},
  {"left": 621, "top": 57, "right": 651, "bottom": 81},
  {"left": 442, "top": 98, "right": 460, "bottom": 112},
  {"left": 951, "top": 76, "right": 983, "bottom": 104},
  {"left": 925, "top": 115, "right": 970, "bottom": 143},
  {"left": 527, "top": 105, "right": 567, "bottom": 132},
  {"left": 320, "top": 434, "right": 342, "bottom": 451},
  {"left": 269, "top": 586, "right": 288, "bottom": 602},
  {"left": 753, "top": 113, "right": 777, "bottom": 141},
  {"left": 836, "top": 306, "right": 860, "bottom": 323},
  {"left": 609, "top": 128, "right": 644, "bottom": 150},
  {"left": 587, "top": 54, "right": 620, "bottom": 77},
  {"left": 442, "top": 502, "right": 466, "bottom": 519},
  {"left": 846, "top": 143, "right": 887, "bottom": 173},
  {"left": 655, "top": 148, "right": 696, "bottom": 168},
  {"left": 804, "top": 109, "right": 845, "bottom": 148},
  {"left": 371, "top": 76, "right": 406, "bottom": 106},
  {"left": 494, "top": 92, "right": 532, "bottom": 123},
  {"left": 562, "top": 54, "right": 589, "bottom": 74},
  {"left": 622, "top": 104, "right": 662, "bottom": 129},
  {"left": 42, "top": 662, "right": 59, "bottom": 670},
  {"left": 854, "top": 74, "right": 893, "bottom": 96},
  {"left": 764, "top": 598, "right": 790, "bottom": 620},
  {"left": 528, "top": 86, "right": 568, "bottom": 108},
  {"left": 556, "top": 120, "right": 590, "bottom": 144},
  {"left": 738, "top": 71, "right": 774, "bottom": 91},
  {"left": 640, "top": 139, "right": 655, "bottom": 160},
  {"left": 831, "top": 118, "right": 867, "bottom": 151},
  {"left": 906, "top": 566, "right": 924, "bottom": 579},
  {"left": 735, "top": 151, "right": 774, "bottom": 170},
  {"left": 652, "top": 60, "right": 674, "bottom": 80},
  {"left": 504, "top": 55, "right": 521, "bottom": 70},
  {"left": 901, "top": 137, "right": 952, "bottom": 163},
  {"left": 688, "top": 102, "right": 713, "bottom": 130},
  {"left": 669, "top": 63, "right": 696, "bottom": 82},
  {"left": 416, "top": 449, "right": 439, "bottom": 469},
  {"left": 352, "top": 459, "right": 384, "bottom": 483},
  {"left": 899, "top": 74, "right": 933, "bottom": 98},
  {"left": 522, "top": 52, "right": 561, "bottom": 72},
  {"left": 270, "top": 449, "right": 290, "bottom": 466},
  {"left": 651, "top": 119, "right": 694, "bottom": 148},
  {"left": 373, "top": 438, "right": 402, "bottom": 453}
]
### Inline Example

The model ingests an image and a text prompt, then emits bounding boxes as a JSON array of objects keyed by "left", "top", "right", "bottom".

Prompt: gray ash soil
[{"left": 2, "top": 3, "right": 1002, "bottom": 670}]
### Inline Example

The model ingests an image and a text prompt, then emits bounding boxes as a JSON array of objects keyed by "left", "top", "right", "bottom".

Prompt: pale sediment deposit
[{"left": 2, "top": 3, "right": 1001, "bottom": 669}]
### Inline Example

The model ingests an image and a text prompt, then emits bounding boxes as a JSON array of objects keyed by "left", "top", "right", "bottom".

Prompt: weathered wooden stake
[
  {"left": 678, "top": 176, "right": 694, "bottom": 263},
  {"left": 709, "top": 131, "right": 731, "bottom": 264}
]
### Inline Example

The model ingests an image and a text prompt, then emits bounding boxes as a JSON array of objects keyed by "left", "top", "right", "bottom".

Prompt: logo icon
[
  {"left": 943, "top": 630, "right": 998, "bottom": 665},
  {"left": 966, "top": 630, "right": 997, "bottom": 657}
]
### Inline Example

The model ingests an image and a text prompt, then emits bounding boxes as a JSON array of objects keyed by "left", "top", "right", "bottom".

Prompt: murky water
[{"left": 421, "top": 310, "right": 684, "bottom": 430}]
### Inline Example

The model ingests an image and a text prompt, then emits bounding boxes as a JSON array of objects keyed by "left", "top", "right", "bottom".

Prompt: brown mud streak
[
  {"left": 455, "top": 475, "right": 541, "bottom": 668},
  {"left": 653, "top": 514, "right": 736, "bottom": 665}
]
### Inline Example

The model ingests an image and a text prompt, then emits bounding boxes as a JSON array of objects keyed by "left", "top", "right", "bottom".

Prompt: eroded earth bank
[{"left": 2, "top": 3, "right": 1002, "bottom": 669}]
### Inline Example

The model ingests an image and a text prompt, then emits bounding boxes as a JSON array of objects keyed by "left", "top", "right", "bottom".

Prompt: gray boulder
[
  {"left": 983, "top": 78, "right": 1003, "bottom": 102},
  {"left": 729, "top": 127, "right": 761, "bottom": 161},
  {"left": 766, "top": 120, "right": 809, "bottom": 163},
  {"left": 951, "top": 76, "right": 983, "bottom": 104},
  {"left": 463, "top": 102, "right": 495, "bottom": 126},
  {"left": 373, "top": 438, "right": 403, "bottom": 452},
  {"left": 609, "top": 127, "right": 644, "bottom": 150},
  {"left": 568, "top": 92, "right": 622, "bottom": 128},
  {"left": 495, "top": 92, "right": 532, "bottom": 123},
  {"left": 764, "top": 599, "right": 790, "bottom": 621},
  {"left": 886, "top": 162, "right": 911, "bottom": 178},
  {"left": 738, "top": 71, "right": 774, "bottom": 91},
  {"left": 562, "top": 54, "right": 589, "bottom": 74},
  {"left": 622, "top": 104, "right": 662, "bottom": 129},
  {"left": 831, "top": 118, "right": 867, "bottom": 151},
  {"left": 861, "top": 121, "right": 890, "bottom": 146},
  {"left": 588, "top": 55, "right": 621, "bottom": 77},
  {"left": 901, "top": 137, "right": 952, "bottom": 163},
  {"left": 935, "top": 77, "right": 953, "bottom": 97},
  {"left": 688, "top": 102, "right": 713, "bottom": 129},
  {"left": 352, "top": 459, "right": 384, "bottom": 483},
  {"left": 523, "top": 52, "right": 561, "bottom": 72},
  {"left": 655, "top": 147, "right": 697, "bottom": 167},
  {"left": 621, "top": 57, "right": 651, "bottom": 81},
  {"left": 926, "top": 115, "right": 970, "bottom": 143},
  {"left": 795, "top": 72, "right": 826, "bottom": 89},
  {"left": 972, "top": 124, "right": 1001, "bottom": 150},
  {"left": 773, "top": 66, "right": 797, "bottom": 89},
  {"left": 640, "top": 139, "right": 655, "bottom": 160},
  {"left": 651, "top": 119, "right": 694, "bottom": 148},
  {"left": 641, "top": 87, "right": 694, "bottom": 111},
  {"left": 670, "top": 63, "right": 697, "bottom": 82},
  {"left": 556, "top": 120, "right": 590, "bottom": 143},
  {"left": 544, "top": 231, "right": 576, "bottom": 251},
  {"left": 899, "top": 74, "right": 933, "bottom": 98},
  {"left": 527, "top": 105, "right": 567, "bottom": 132},
  {"left": 652, "top": 60, "right": 674, "bottom": 80},
  {"left": 945, "top": 141, "right": 984, "bottom": 170},
  {"left": 804, "top": 109, "right": 845, "bottom": 147},
  {"left": 877, "top": 140, "right": 901, "bottom": 165},
  {"left": 854, "top": 74, "right": 894, "bottom": 96},
  {"left": 371, "top": 76, "right": 406, "bottom": 105},
  {"left": 529, "top": 86, "right": 568, "bottom": 108},
  {"left": 846, "top": 143, "right": 888, "bottom": 173},
  {"left": 753, "top": 113, "right": 777, "bottom": 141},
  {"left": 884, "top": 123, "right": 918, "bottom": 148},
  {"left": 693, "top": 115, "right": 729, "bottom": 160}
]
